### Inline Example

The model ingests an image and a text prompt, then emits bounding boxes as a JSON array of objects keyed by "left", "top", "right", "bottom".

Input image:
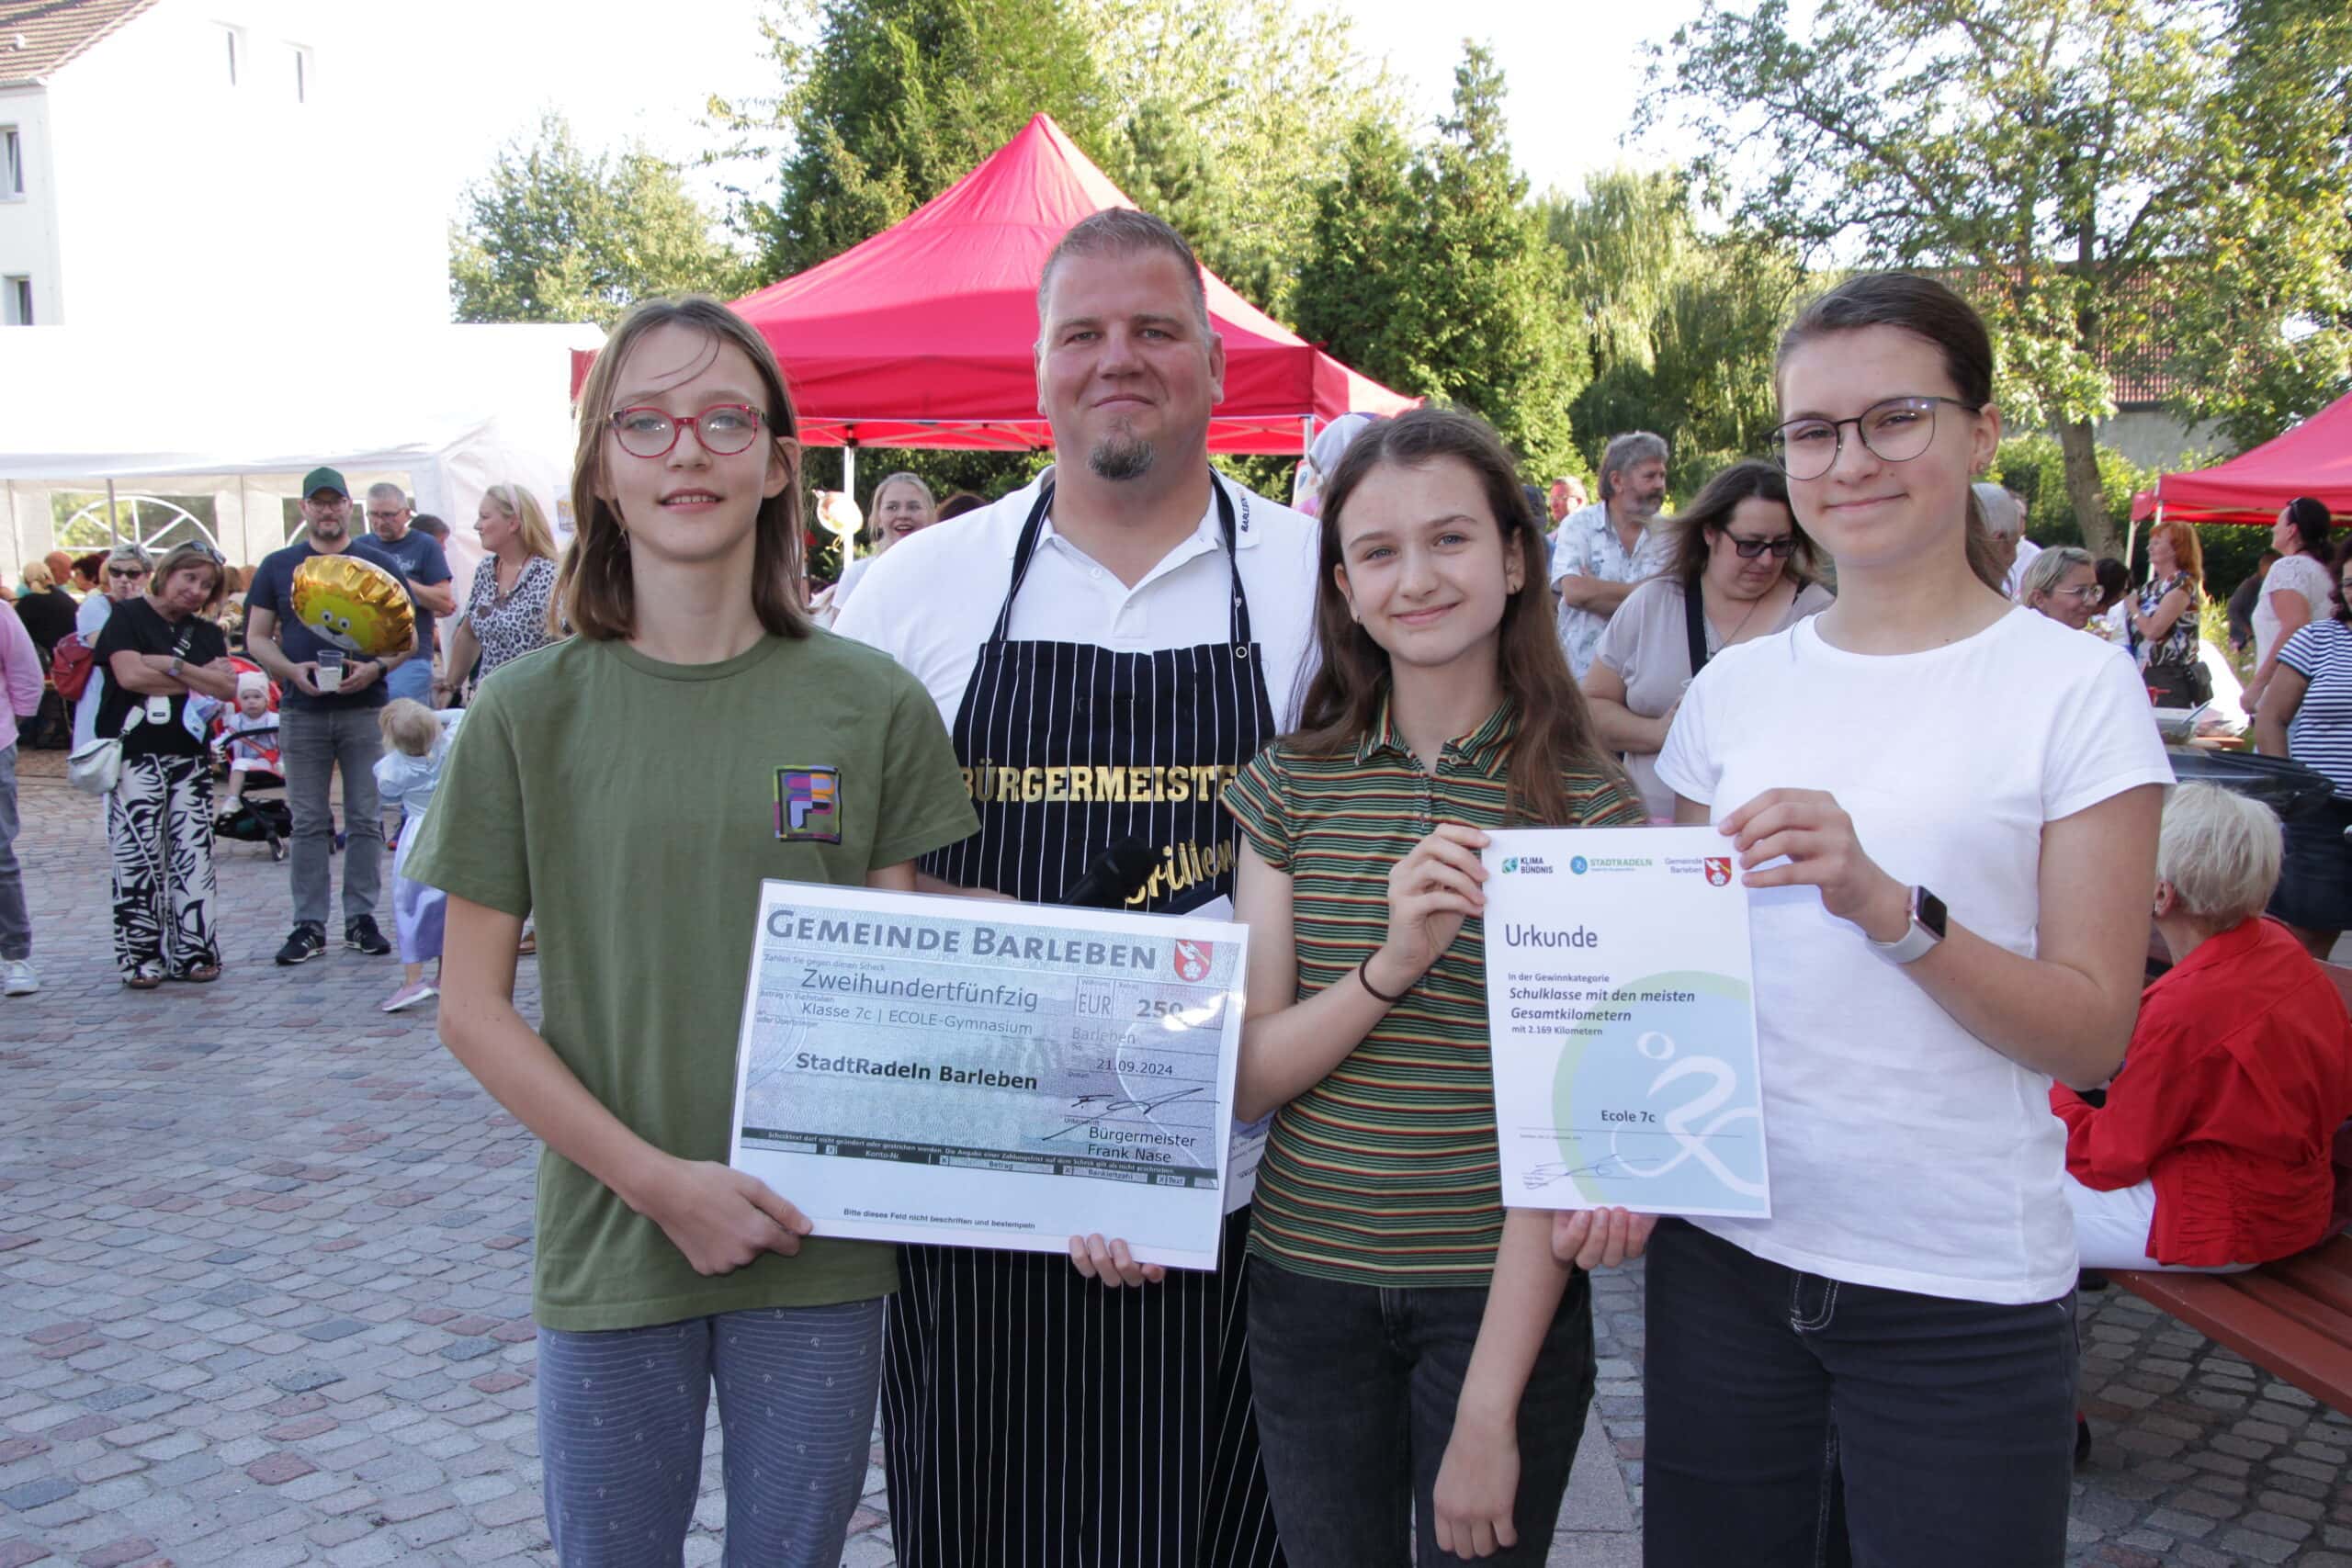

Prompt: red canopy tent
[
  {"left": 571, "top": 114, "right": 1417, "bottom": 469},
  {"left": 2131, "top": 389, "right": 2352, "bottom": 527}
]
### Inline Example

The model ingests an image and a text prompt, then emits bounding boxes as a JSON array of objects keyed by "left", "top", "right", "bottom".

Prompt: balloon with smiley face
[{"left": 290, "top": 554, "right": 416, "bottom": 657}]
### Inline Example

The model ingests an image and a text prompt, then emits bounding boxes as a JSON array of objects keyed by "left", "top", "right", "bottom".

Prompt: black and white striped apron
[{"left": 881, "top": 474, "right": 1286, "bottom": 1568}]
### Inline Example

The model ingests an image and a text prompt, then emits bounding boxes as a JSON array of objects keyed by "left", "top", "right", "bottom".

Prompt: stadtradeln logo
[{"left": 1570, "top": 856, "right": 1589, "bottom": 874}]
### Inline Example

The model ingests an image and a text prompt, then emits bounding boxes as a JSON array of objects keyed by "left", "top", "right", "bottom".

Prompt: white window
[
  {"left": 1, "top": 127, "right": 21, "bottom": 198},
  {"left": 4, "top": 277, "right": 32, "bottom": 327},
  {"left": 290, "top": 44, "right": 311, "bottom": 103}
]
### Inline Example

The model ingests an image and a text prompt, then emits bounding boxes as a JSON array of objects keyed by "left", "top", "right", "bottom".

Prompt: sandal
[
  {"left": 174, "top": 964, "right": 221, "bottom": 985},
  {"left": 516, "top": 930, "right": 537, "bottom": 956},
  {"left": 123, "top": 964, "right": 165, "bottom": 990}
]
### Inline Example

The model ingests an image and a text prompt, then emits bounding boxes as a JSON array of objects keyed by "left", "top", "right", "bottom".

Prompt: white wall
[
  {"left": 2095, "top": 410, "right": 2227, "bottom": 474},
  {"left": 39, "top": 0, "right": 444, "bottom": 333},
  {"left": 0, "top": 89, "right": 63, "bottom": 323}
]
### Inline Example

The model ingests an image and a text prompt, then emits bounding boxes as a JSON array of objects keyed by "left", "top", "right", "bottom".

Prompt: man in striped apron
[{"left": 834, "top": 209, "right": 1324, "bottom": 1566}]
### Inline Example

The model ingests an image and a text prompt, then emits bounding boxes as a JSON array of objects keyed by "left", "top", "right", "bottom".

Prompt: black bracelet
[{"left": 1357, "top": 958, "right": 1409, "bottom": 1004}]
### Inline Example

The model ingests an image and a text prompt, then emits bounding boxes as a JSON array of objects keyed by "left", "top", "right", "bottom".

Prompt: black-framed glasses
[
  {"left": 1768, "top": 396, "right": 1982, "bottom": 480},
  {"left": 105, "top": 567, "right": 147, "bottom": 580},
  {"left": 1724, "top": 535, "right": 1798, "bottom": 559},
  {"left": 609, "top": 403, "right": 766, "bottom": 459}
]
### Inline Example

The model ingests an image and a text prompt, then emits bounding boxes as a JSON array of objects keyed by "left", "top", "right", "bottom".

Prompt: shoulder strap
[{"left": 1683, "top": 581, "right": 1710, "bottom": 677}]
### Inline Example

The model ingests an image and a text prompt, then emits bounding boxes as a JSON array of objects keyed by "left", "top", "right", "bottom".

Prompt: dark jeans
[
  {"left": 1644, "top": 1220, "right": 2077, "bottom": 1568},
  {"left": 1247, "top": 1254, "right": 1596, "bottom": 1568}
]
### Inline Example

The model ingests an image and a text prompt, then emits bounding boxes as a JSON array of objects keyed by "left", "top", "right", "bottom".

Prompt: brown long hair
[
  {"left": 1775, "top": 273, "right": 2007, "bottom": 592},
  {"left": 560, "top": 297, "right": 808, "bottom": 642},
  {"left": 1290, "top": 408, "right": 1626, "bottom": 827},
  {"left": 1663, "top": 459, "right": 1822, "bottom": 589}
]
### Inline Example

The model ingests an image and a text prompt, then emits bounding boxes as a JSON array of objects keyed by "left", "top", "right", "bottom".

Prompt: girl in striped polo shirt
[{"left": 1224, "top": 407, "right": 1647, "bottom": 1566}]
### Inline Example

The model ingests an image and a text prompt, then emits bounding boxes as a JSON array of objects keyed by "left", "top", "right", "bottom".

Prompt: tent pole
[{"left": 107, "top": 478, "right": 119, "bottom": 545}]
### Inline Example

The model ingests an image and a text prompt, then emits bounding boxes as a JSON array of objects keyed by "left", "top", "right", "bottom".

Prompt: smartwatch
[{"left": 1868, "top": 886, "right": 1948, "bottom": 964}]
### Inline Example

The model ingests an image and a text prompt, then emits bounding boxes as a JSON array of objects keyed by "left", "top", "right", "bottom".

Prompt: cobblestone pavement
[{"left": 1, "top": 743, "right": 2347, "bottom": 1567}]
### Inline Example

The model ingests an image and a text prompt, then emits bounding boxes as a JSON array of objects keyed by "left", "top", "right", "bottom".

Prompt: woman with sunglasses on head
[
  {"left": 1579, "top": 459, "right": 1831, "bottom": 821},
  {"left": 1645, "top": 273, "right": 2171, "bottom": 1568},
  {"left": 406, "top": 297, "right": 977, "bottom": 1567},
  {"left": 2018, "top": 547, "right": 2102, "bottom": 631},
  {"left": 93, "top": 542, "right": 243, "bottom": 987},
  {"left": 2245, "top": 497, "right": 2335, "bottom": 711}
]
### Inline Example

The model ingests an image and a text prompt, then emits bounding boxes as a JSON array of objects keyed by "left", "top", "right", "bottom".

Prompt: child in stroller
[{"left": 210, "top": 666, "right": 291, "bottom": 861}]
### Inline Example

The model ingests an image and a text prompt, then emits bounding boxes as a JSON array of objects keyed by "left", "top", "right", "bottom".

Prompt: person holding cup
[{"left": 243, "top": 466, "right": 418, "bottom": 966}]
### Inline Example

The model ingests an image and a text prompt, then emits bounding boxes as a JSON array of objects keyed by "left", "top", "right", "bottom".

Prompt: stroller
[{"left": 208, "top": 659, "right": 292, "bottom": 862}]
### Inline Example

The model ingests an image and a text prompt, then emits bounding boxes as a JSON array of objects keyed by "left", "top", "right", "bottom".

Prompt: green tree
[
  {"left": 1079, "top": 0, "right": 1397, "bottom": 320},
  {"left": 1651, "top": 0, "right": 2352, "bottom": 558},
  {"left": 1295, "top": 45, "right": 1589, "bottom": 478},
  {"left": 1542, "top": 169, "right": 1802, "bottom": 492},
  {"left": 716, "top": 0, "right": 1396, "bottom": 312},
  {"left": 449, "top": 115, "right": 750, "bottom": 325},
  {"left": 717, "top": 0, "right": 1114, "bottom": 281}
]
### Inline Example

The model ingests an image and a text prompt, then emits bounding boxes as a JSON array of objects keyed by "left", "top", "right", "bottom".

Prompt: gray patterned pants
[{"left": 536, "top": 1298, "right": 886, "bottom": 1567}]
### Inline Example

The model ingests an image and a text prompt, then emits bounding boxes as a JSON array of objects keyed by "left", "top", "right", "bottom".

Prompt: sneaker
[
  {"left": 381, "top": 980, "right": 438, "bottom": 1014},
  {"left": 275, "top": 922, "right": 327, "bottom": 965},
  {"left": 345, "top": 916, "right": 392, "bottom": 956},
  {"left": 2, "top": 959, "right": 37, "bottom": 996}
]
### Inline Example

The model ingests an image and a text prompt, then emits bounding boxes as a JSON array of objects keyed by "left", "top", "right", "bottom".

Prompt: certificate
[
  {"left": 1479, "top": 827, "right": 1769, "bottom": 1218},
  {"left": 727, "top": 882, "right": 1250, "bottom": 1269}
]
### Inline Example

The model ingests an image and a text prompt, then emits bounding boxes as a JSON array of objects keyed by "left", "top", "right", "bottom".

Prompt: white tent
[{"left": 0, "top": 321, "right": 598, "bottom": 578}]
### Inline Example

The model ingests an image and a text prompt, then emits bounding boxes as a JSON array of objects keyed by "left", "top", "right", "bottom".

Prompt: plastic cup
[{"left": 315, "top": 649, "right": 345, "bottom": 694}]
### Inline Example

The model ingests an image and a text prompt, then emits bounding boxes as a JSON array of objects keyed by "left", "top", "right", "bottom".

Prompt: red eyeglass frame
[{"left": 607, "top": 404, "right": 766, "bottom": 459}]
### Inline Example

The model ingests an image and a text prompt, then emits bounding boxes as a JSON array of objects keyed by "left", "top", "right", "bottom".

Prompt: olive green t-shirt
[{"left": 406, "top": 630, "right": 979, "bottom": 1331}]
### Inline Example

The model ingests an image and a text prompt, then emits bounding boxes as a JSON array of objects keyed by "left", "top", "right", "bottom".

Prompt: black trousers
[
  {"left": 1246, "top": 1254, "right": 1594, "bottom": 1568},
  {"left": 1643, "top": 1219, "right": 2077, "bottom": 1568}
]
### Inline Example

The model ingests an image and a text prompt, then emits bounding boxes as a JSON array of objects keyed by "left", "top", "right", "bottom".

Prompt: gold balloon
[{"left": 291, "top": 554, "right": 416, "bottom": 658}]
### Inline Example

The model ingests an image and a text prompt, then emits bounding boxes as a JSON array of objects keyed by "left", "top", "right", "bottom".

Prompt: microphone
[{"left": 1058, "top": 836, "right": 1159, "bottom": 909}]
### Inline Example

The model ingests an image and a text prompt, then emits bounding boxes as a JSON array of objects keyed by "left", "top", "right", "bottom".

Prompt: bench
[{"left": 2104, "top": 960, "right": 2352, "bottom": 1412}]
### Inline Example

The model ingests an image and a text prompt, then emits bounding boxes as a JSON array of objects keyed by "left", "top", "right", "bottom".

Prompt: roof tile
[{"left": 0, "top": 0, "right": 163, "bottom": 89}]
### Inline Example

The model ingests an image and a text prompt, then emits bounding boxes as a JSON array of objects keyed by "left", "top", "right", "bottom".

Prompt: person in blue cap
[{"left": 243, "top": 466, "right": 417, "bottom": 964}]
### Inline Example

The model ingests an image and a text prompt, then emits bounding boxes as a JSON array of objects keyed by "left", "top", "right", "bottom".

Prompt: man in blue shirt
[
  {"left": 362, "top": 483, "right": 455, "bottom": 703},
  {"left": 243, "top": 468, "right": 418, "bottom": 965}
]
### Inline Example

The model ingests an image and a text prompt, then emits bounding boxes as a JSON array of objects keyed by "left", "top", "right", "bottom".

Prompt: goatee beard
[{"left": 1089, "top": 434, "right": 1156, "bottom": 482}]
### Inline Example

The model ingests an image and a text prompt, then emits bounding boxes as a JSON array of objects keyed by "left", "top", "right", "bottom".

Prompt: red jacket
[{"left": 2052, "top": 917, "right": 2352, "bottom": 1268}]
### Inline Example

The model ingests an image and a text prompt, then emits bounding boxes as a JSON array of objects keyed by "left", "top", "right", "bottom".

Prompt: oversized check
[
  {"left": 727, "top": 882, "right": 1249, "bottom": 1269},
  {"left": 1480, "top": 827, "right": 1770, "bottom": 1218}
]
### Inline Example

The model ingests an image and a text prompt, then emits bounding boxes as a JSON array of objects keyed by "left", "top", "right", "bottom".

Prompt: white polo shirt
[{"left": 834, "top": 472, "right": 1323, "bottom": 732}]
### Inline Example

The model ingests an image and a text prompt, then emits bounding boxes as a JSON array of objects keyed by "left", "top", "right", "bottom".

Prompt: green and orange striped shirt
[{"left": 1224, "top": 698, "right": 1644, "bottom": 1288}]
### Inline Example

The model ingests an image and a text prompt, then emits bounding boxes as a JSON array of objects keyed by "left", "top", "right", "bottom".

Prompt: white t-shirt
[
  {"left": 824, "top": 554, "right": 876, "bottom": 621},
  {"left": 2001, "top": 537, "right": 2043, "bottom": 601},
  {"left": 835, "top": 472, "right": 1322, "bottom": 732},
  {"left": 2254, "top": 553, "right": 2333, "bottom": 670},
  {"left": 1656, "top": 607, "right": 2175, "bottom": 1303}
]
